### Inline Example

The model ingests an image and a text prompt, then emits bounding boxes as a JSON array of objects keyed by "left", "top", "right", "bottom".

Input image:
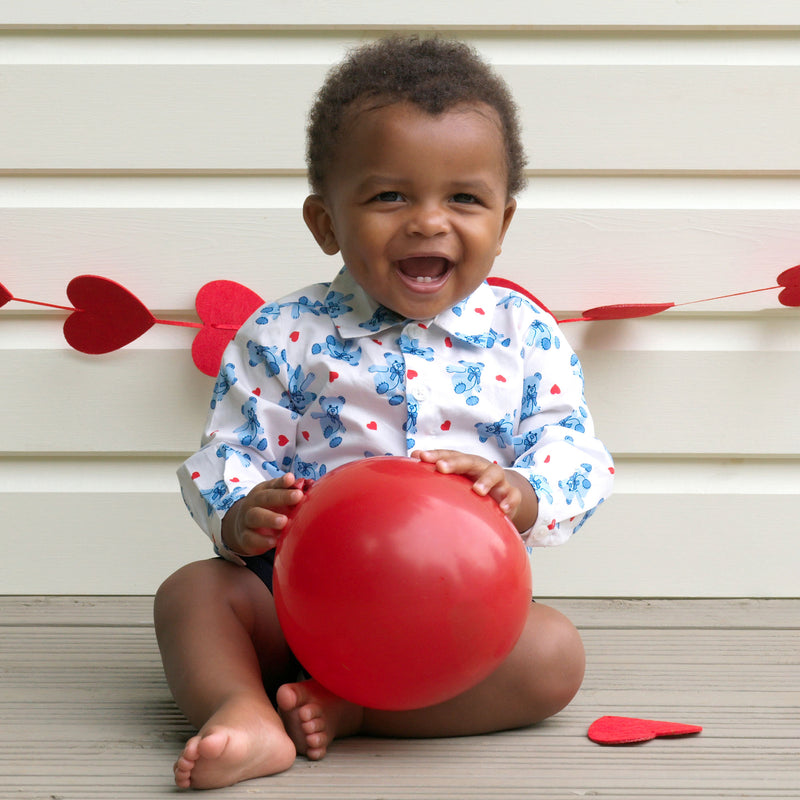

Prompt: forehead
[{"left": 330, "top": 101, "right": 508, "bottom": 188}]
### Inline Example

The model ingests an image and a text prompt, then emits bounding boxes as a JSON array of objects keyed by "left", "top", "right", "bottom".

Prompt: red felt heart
[
  {"left": 0, "top": 282, "right": 12, "bottom": 308},
  {"left": 63, "top": 275, "right": 155, "bottom": 354},
  {"left": 192, "top": 280, "right": 264, "bottom": 377},
  {"left": 581, "top": 302, "right": 675, "bottom": 321},
  {"left": 777, "top": 264, "right": 800, "bottom": 307},
  {"left": 588, "top": 716, "right": 702, "bottom": 745}
]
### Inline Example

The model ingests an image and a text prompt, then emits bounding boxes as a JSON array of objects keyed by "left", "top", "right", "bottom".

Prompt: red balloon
[{"left": 273, "top": 456, "right": 532, "bottom": 711}]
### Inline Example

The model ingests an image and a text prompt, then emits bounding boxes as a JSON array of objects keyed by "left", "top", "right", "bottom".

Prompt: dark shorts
[{"left": 240, "top": 549, "right": 278, "bottom": 594}]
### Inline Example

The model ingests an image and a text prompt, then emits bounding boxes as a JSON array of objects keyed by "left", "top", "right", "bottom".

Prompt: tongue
[{"left": 398, "top": 257, "right": 448, "bottom": 278}]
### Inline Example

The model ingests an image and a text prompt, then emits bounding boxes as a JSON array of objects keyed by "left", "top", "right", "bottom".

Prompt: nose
[{"left": 406, "top": 202, "right": 449, "bottom": 237}]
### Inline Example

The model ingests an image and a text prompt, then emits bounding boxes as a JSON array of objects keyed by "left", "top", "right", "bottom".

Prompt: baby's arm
[
  {"left": 413, "top": 449, "right": 538, "bottom": 534},
  {"left": 221, "top": 473, "right": 306, "bottom": 556}
]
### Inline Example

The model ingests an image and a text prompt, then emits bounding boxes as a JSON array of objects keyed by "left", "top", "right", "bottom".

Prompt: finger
[
  {"left": 239, "top": 506, "right": 292, "bottom": 554},
  {"left": 411, "top": 449, "right": 447, "bottom": 463},
  {"left": 250, "top": 485, "right": 305, "bottom": 511},
  {"left": 488, "top": 482, "right": 521, "bottom": 516},
  {"left": 412, "top": 449, "right": 474, "bottom": 473},
  {"left": 239, "top": 530, "right": 278, "bottom": 556},
  {"left": 470, "top": 461, "right": 507, "bottom": 495}
]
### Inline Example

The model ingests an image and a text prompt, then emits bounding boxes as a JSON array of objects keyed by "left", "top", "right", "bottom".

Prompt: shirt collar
[{"left": 326, "top": 266, "right": 498, "bottom": 348}]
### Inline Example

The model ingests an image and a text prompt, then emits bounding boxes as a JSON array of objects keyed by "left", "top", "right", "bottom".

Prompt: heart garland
[
  {"left": 1, "top": 264, "right": 797, "bottom": 376},
  {"left": 588, "top": 715, "right": 703, "bottom": 745},
  {"left": 0, "top": 274, "right": 263, "bottom": 376}
]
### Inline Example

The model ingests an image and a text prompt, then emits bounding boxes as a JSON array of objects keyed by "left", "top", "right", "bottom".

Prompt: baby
[{"left": 155, "top": 36, "right": 614, "bottom": 790}]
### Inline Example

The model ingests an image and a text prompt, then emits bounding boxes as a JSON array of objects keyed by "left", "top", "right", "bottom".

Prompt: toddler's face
[{"left": 304, "top": 101, "right": 516, "bottom": 320}]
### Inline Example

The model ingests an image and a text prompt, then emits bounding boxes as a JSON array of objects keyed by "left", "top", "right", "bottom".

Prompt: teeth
[{"left": 414, "top": 276, "right": 434, "bottom": 283}]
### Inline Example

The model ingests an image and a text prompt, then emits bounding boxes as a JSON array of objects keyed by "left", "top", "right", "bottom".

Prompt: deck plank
[{"left": 1, "top": 597, "right": 798, "bottom": 799}]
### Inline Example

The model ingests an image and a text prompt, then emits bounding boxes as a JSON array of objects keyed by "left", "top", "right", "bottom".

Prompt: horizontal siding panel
[
  {"left": 2, "top": 349, "right": 799, "bottom": 455},
  {"left": 1, "top": 350, "right": 210, "bottom": 454},
  {"left": 4, "top": 0, "right": 800, "bottom": 28},
  {"left": 532, "top": 493, "right": 800, "bottom": 598},
  {"left": 4, "top": 456, "right": 798, "bottom": 496},
  {"left": 4, "top": 208, "right": 800, "bottom": 313},
  {"left": 582, "top": 350, "right": 800, "bottom": 456},
  {"left": 0, "top": 493, "right": 210, "bottom": 595},
  {"left": 3, "top": 65, "right": 800, "bottom": 170},
  {"left": 4, "top": 32, "right": 800, "bottom": 67},
  {"left": 1, "top": 490, "right": 796, "bottom": 595}
]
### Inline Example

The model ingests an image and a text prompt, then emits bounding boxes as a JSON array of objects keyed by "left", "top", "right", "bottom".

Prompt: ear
[
  {"left": 303, "top": 195, "right": 340, "bottom": 255},
  {"left": 495, "top": 198, "right": 517, "bottom": 256}
]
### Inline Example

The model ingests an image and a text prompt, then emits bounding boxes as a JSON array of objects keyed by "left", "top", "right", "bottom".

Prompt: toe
[
  {"left": 276, "top": 682, "right": 304, "bottom": 712},
  {"left": 302, "top": 715, "right": 325, "bottom": 735}
]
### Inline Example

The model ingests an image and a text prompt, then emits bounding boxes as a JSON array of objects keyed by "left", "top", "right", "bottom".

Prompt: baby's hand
[
  {"left": 221, "top": 473, "right": 306, "bottom": 556},
  {"left": 413, "top": 449, "right": 537, "bottom": 532}
]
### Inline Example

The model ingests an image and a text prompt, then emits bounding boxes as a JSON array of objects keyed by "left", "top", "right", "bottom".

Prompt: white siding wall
[{"left": 2, "top": 2, "right": 799, "bottom": 596}]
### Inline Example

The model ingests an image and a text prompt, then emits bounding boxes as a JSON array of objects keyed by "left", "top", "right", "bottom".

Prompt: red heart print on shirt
[{"left": 588, "top": 716, "right": 702, "bottom": 745}]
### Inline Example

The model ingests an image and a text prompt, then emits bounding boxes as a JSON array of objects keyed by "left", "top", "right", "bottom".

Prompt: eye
[
  {"left": 374, "top": 191, "right": 403, "bottom": 203},
  {"left": 452, "top": 192, "right": 480, "bottom": 205}
]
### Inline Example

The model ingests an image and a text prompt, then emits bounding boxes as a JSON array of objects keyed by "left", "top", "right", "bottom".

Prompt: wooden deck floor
[{"left": 1, "top": 597, "right": 797, "bottom": 799}]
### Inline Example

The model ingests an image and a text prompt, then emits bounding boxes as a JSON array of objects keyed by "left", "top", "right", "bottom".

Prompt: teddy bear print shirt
[{"left": 178, "top": 266, "right": 615, "bottom": 563}]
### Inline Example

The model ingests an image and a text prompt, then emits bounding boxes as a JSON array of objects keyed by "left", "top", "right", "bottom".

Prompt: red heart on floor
[
  {"left": 63, "top": 275, "right": 155, "bottom": 354},
  {"left": 588, "top": 716, "right": 702, "bottom": 745},
  {"left": 581, "top": 302, "right": 675, "bottom": 321},
  {"left": 777, "top": 264, "right": 800, "bottom": 307},
  {"left": 192, "top": 280, "right": 264, "bottom": 377},
  {"left": 0, "top": 283, "right": 12, "bottom": 308}
]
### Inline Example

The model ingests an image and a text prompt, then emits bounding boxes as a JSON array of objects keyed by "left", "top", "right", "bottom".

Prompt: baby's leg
[
  {"left": 277, "top": 602, "right": 583, "bottom": 757},
  {"left": 362, "top": 602, "right": 585, "bottom": 737},
  {"left": 154, "top": 558, "right": 297, "bottom": 789}
]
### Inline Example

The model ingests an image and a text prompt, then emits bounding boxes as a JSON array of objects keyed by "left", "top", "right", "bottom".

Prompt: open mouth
[{"left": 395, "top": 257, "right": 453, "bottom": 289}]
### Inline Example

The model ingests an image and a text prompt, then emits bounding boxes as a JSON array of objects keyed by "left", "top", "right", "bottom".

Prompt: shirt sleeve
[
  {"left": 508, "top": 309, "right": 614, "bottom": 547},
  {"left": 177, "top": 316, "right": 300, "bottom": 563}
]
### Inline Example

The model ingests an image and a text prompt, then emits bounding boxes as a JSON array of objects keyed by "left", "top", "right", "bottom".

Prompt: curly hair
[{"left": 305, "top": 36, "right": 527, "bottom": 198}]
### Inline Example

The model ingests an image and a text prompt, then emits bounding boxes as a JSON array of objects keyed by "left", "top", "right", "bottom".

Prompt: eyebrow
[
  {"left": 357, "top": 175, "right": 410, "bottom": 190},
  {"left": 357, "top": 176, "right": 499, "bottom": 197}
]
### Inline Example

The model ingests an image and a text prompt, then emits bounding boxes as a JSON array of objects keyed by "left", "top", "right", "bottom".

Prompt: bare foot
[
  {"left": 276, "top": 679, "right": 364, "bottom": 760},
  {"left": 173, "top": 696, "right": 296, "bottom": 789}
]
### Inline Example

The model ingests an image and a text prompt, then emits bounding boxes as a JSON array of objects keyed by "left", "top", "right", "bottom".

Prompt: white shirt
[{"left": 178, "top": 267, "right": 614, "bottom": 563}]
